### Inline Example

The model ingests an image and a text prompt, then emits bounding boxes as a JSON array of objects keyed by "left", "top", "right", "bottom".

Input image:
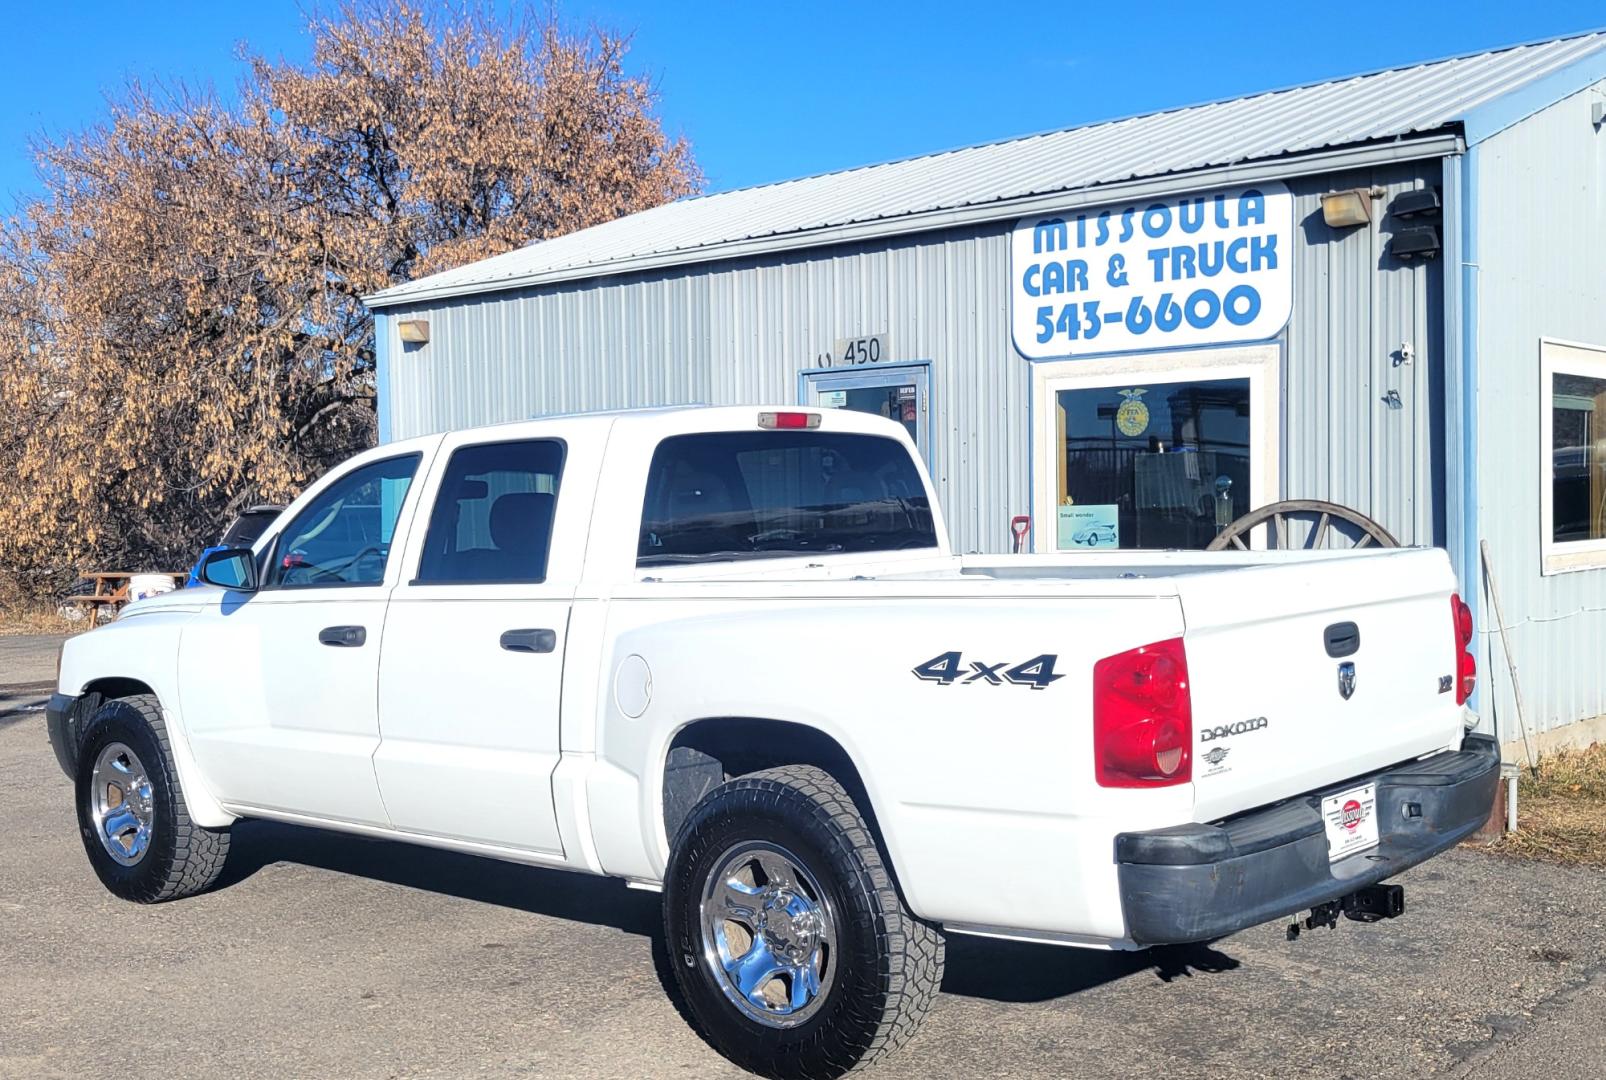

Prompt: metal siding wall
[
  {"left": 382, "top": 166, "right": 1441, "bottom": 560},
  {"left": 383, "top": 224, "right": 1031, "bottom": 555},
  {"left": 1283, "top": 165, "right": 1444, "bottom": 548},
  {"left": 1474, "top": 82, "right": 1606, "bottom": 737}
]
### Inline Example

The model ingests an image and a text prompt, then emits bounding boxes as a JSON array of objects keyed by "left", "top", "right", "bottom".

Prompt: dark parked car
[{"left": 186, "top": 505, "right": 284, "bottom": 587}]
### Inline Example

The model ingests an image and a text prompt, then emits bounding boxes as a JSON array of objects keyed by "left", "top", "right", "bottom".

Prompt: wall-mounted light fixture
[
  {"left": 1390, "top": 188, "right": 1441, "bottom": 219},
  {"left": 1320, "top": 188, "right": 1373, "bottom": 228},
  {"left": 1391, "top": 226, "right": 1442, "bottom": 260},
  {"left": 398, "top": 319, "right": 430, "bottom": 344}
]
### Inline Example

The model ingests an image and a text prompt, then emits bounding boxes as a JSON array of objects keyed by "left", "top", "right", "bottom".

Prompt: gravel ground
[{"left": 3, "top": 632, "right": 1604, "bottom": 1079}]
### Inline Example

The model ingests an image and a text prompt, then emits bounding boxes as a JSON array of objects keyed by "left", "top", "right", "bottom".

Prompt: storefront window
[
  {"left": 1055, "top": 378, "right": 1251, "bottom": 549},
  {"left": 1551, "top": 371, "right": 1606, "bottom": 544}
]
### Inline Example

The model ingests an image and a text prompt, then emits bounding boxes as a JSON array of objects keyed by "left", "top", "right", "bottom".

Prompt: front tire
[
  {"left": 74, "top": 694, "right": 231, "bottom": 903},
  {"left": 664, "top": 765, "right": 944, "bottom": 1079}
]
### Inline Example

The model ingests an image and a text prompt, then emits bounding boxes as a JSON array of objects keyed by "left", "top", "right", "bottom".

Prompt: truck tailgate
[{"left": 1178, "top": 547, "right": 1466, "bottom": 824}]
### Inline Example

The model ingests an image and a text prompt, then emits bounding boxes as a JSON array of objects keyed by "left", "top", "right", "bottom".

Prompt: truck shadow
[
  {"left": 940, "top": 933, "right": 1240, "bottom": 1002},
  {"left": 219, "top": 818, "right": 1240, "bottom": 1005}
]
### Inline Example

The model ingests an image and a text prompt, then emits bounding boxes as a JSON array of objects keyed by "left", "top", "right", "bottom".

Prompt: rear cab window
[{"left": 637, "top": 431, "right": 936, "bottom": 566}]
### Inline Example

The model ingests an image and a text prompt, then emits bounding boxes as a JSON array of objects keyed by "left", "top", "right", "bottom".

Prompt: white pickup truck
[{"left": 49, "top": 405, "right": 1497, "bottom": 1079}]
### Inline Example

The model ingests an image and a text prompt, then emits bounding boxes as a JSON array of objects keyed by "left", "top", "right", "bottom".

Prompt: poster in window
[{"left": 1058, "top": 504, "right": 1119, "bottom": 549}]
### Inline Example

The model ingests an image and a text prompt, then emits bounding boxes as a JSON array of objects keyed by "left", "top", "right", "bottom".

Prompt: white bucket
[{"left": 127, "top": 573, "right": 177, "bottom": 603}]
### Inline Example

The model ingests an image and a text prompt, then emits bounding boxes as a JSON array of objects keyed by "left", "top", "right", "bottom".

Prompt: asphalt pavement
[
  {"left": 0, "top": 632, "right": 66, "bottom": 725},
  {"left": 3, "top": 632, "right": 1605, "bottom": 1079}
]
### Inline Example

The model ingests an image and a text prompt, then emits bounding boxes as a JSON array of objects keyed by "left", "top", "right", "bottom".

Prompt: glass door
[
  {"left": 801, "top": 363, "right": 930, "bottom": 457},
  {"left": 1031, "top": 346, "right": 1279, "bottom": 552}
]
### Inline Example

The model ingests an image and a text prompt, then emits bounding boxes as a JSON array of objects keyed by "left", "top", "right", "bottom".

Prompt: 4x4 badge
[{"left": 1338, "top": 661, "right": 1357, "bottom": 700}]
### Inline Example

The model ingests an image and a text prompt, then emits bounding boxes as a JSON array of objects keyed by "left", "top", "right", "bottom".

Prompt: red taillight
[
  {"left": 1093, "top": 637, "right": 1192, "bottom": 788},
  {"left": 1451, "top": 592, "right": 1476, "bottom": 705},
  {"left": 757, "top": 411, "right": 820, "bottom": 430},
  {"left": 1456, "top": 648, "right": 1477, "bottom": 706},
  {"left": 1452, "top": 594, "right": 1473, "bottom": 647}
]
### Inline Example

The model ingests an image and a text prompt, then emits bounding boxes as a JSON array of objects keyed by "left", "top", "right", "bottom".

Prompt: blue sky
[{"left": 3, "top": 1, "right": 1604, "bottom": 207}]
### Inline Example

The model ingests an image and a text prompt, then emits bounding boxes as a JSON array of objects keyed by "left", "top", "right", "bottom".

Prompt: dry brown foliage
[
  {"left": 0, "top": 3, "right": 699, "bottom": 603},
  {"left": 1485, "top": 743, "right": 1606, "bottom": 867}
]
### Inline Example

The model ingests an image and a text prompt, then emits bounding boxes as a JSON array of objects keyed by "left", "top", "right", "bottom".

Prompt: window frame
[
  {"left": 1030, "top": 344, "right": 1281, "bottom": 553},
  {"left": 1539, "top": 338, "right": 1606, "bottom": 575},
  {"left": 260, "top": 452, "right": 423, "bottom": 592},
  {"left": 409, "top": 437, "right": 568, "bottom": 587}
]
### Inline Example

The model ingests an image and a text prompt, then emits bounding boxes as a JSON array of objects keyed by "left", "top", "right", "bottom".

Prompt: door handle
[
  {"left": 500, "top": 628, "right": 557, "bottom": 654},
  {"left": 318, "top": 625, "right": 367, "bottom": 648}
]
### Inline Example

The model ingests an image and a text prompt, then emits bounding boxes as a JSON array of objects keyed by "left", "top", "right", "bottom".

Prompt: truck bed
[{"left": 640, "top": 545, "right": 1466, "bottom": 828}]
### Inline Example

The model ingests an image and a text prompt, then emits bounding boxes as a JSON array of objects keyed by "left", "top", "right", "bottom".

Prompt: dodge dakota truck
[{"left": 48, "top": 405, "right": 1497, "bottom": 1079}]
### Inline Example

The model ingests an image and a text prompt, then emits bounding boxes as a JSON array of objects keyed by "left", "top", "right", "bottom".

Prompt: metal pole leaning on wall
[{"left": 1480, "top": 539, "right": 1537, "bottom": 774}]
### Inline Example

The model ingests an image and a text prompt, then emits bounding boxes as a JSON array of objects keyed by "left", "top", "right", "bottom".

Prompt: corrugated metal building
[{"left": 366, "top": 33, "right": 1606, "bottom": 750}]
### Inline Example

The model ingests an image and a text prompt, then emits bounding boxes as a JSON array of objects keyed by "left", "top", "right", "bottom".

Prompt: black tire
[
  {"left": 74, "top": 694, "right": 231, "bottom": 903},
  {"left": 664, "top": 765, "right": 945, "bottom": 1079}
]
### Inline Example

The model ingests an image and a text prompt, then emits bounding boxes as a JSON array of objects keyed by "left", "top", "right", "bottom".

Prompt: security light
[
  {"left": 398, "top": 319, "right": 430, "bottom": 344},
  {"left": 1391, "top": 226, "right": 1441, "bottom": 260},
  {"left": 1320, "top": 189, "right": 1372, "bottom": 228},
  {"left": 1390, "top": 189, "right": 1441, "bottom": 219}
]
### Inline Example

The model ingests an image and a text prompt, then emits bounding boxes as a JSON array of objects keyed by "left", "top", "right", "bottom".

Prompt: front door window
[
  {"left": 268, "top": 455, "right": 420, "bottom": 587},
  {"left": 1054, "top": 377, "right": 1252, "bottom": 549}
]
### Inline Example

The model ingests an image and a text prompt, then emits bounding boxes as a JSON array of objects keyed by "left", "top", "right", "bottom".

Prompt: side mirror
[{"left": 198, "top": 548, "right": 258, "bottom": 592}]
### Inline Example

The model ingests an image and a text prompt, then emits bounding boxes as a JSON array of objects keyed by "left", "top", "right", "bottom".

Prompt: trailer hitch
[{"left": 1286, "top": 884, "right": 1405, "bottom": 940}]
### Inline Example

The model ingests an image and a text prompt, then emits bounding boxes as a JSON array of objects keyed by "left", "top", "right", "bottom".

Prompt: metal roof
[{"left": 368, "top": 31, "right": 1606, "bottom": 308}]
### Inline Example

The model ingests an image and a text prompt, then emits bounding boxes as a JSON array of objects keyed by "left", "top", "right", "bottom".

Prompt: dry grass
[
  {"left": 0, "top": 604, "right": 89, "bottom": 636},
  {"left": 1488, "top": 743, "right": 1606, "bottom": 867}
]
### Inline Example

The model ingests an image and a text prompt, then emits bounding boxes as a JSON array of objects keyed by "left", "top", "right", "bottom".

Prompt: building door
[
  {"left": 1031, "top": 345, "right": 1280, "bottom": 551},
  {"left": 801, "top": 363, "right": 930, "bottom": 457}
]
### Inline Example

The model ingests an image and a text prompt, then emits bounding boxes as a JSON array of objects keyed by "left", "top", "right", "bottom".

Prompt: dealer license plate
[{"left": 1322, "top": 783, "right": 1379, "bottom": 862}]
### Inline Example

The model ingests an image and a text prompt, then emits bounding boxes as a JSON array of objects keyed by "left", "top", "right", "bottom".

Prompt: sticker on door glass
[
  {"left": 820, "top": 390, "right": 847, "bottom": 408},
  {"left": 1058, "top": 504, "right": 1119, "bottom": 549}
]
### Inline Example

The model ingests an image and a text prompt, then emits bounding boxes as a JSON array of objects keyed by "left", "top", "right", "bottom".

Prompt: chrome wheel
[
  {"left": 89, "top": 741, "right": 154, "bottom": 866},
  {"left": 699, "top": 840, "right": 837, "bottom": 1028}
]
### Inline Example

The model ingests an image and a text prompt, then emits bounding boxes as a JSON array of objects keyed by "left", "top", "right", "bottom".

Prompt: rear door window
[
  {"left": 638, "top": 431, "right": 935, "bottom": 565},
  {"left": 416, "top": 439, "right": 565, "bottom": 584}
]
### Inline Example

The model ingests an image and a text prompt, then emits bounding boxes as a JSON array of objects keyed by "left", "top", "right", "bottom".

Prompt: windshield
[{"left": 637, "top": 431, "right": 937, "bottom": 566}]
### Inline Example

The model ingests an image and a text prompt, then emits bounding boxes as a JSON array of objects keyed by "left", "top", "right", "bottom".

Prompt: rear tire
[
  {"left": 74, "top": 694, "right": 231, "bottom": 903},
  {"left": 664, "top": 765, "right": 944, "bottom": 1079}
]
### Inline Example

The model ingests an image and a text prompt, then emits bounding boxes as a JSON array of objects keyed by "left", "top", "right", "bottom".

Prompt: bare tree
[{"left": 0, "top": 2, "right": 699, "bottom": 602}]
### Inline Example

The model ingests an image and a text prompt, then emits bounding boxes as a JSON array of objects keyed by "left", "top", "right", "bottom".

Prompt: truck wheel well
[
  {"left": 663, "top": 718, "right": 895, "bottom": 877},
  {"left": 82, "top": 677, "right": 157, "bottom": 702}
]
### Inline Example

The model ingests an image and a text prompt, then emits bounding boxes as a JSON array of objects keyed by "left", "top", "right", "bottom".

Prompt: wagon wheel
[{"left": 1206, "top": 499, "right": 1400, "bottom": 552}]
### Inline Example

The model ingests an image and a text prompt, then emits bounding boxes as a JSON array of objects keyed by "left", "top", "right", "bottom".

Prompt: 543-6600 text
[{"left": 1035, "top": 285, "right": 1261, "bottom": 345}]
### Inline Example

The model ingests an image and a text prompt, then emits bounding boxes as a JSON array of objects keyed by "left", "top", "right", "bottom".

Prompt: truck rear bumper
[{"left": 1114, "top": 735, "right": 1499, "bottom": 946}]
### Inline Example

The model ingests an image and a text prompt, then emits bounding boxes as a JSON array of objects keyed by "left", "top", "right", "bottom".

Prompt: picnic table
[{"left": 61, "top": 571, "right": 187, "bottom": 621}]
